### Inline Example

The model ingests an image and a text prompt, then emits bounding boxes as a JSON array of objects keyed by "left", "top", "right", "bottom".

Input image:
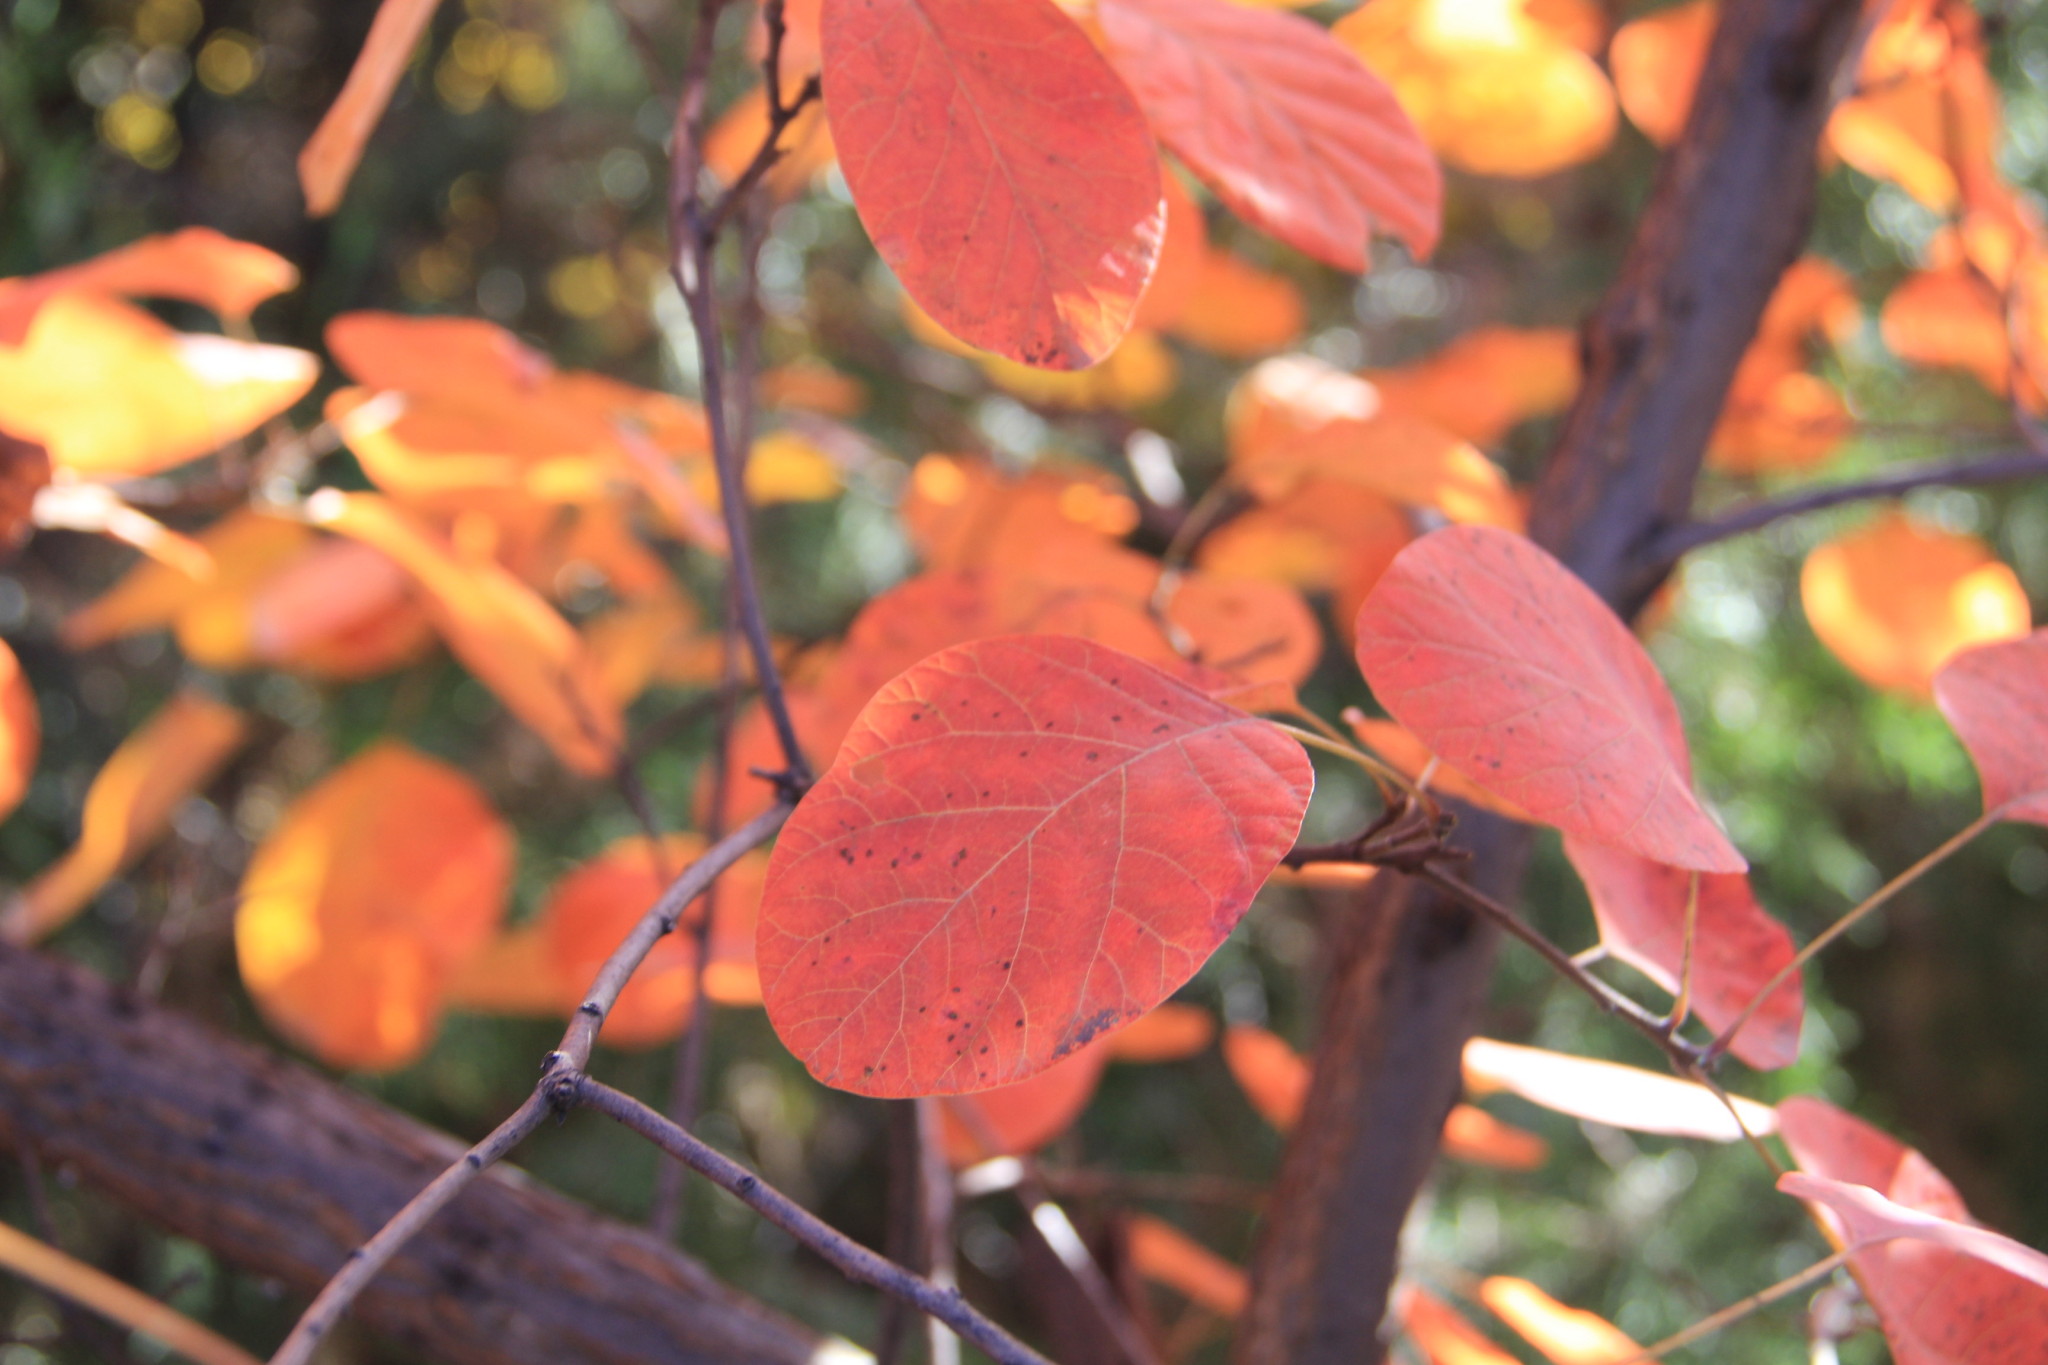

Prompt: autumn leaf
[
  {"left": 1800, "top": 511, "right": 2031, "bottom": 698},
  {"left": 758, "top": 635, "right": 1313, "bottom": 1096},
  {"left": 1364, "top": 326, "right": 1581, "bottom": 448},
  {"left": 1, "top": 692, "right": 249, "bottom": 944},
  {"left": 1477, "top": 1277, "right": 1640, "bottom": 1365},
  {"left": 822, "top": 0, "right": 1164, "bottom": 368},
  {"left": 1095, "top": 0, "right": 1440, "bottom": 272},
  {"left": 1104, "top": 1001, "right": 1214, "bottom": 1062},
  {"left": 903, "top": 456, "right": 1141, "bottom": 572},
  {"left": 1563, "top": 838, "right": 1803, "bottom": 1070},
  {"left": 236, "top": 743, "right": 512, "bottom": 1070},
  {"left": 704, "top": 84, "right": 837, "bottom": 200},
  {"left": 1164, "top": 249, "right": 1307, "bottom": 358},
  {"left": 1342, "top": 712, "right": 1532, "bottom": 820},
  {"left": 1933, "top": 629, "right": 2048, "bottom": 826},
  {"left": 1441, "top": 1104, "right": 1549, "bottom": 1171},
  {"left": 0, "top": 429, "right": 50, "bottom": 553},
  {"left": 1223, "top": 1023, "right": 1310, "bottom": 1129},
  {"left": 1609, "top": 0, "right": 1714, "bottom": 147},
  {"left": 1778, "top": 1096, "right": 2048, "bottom": 1365},
  {"left": 1401, "top": 1287, "right": 1520, "bottom": 1365},
  {"left": 1197, "top": 480, "right": 1412, "bottom": 596},
  {"left": 300, "top": 0, "right": 444, "bottom": 215},
  {"left": 1335, "top": 0, "right": 1617, "bottom": 179},
  {"left": 939, "top": 1038, "right": 1114, "bottom": 1164},
  {"left": 0, "top": 294, "right": 316, "bottom": 479},
  {"left": 1356, "top": 525, "right": 1746, "bottom": 873},
  {"left": 1228, "top": 356, "right": 1519, "bottom": 528},
  {"left": 1126, "top": 1215, "right": 1248, "bottom": 1316},
  {"left": 1881, "top": 264, "right": 2017, "bottom": 400},
  {"left": 1130, "top": 166, "right": 1209, "bottom": 333},
  {"left": 306, "top": 491, "right": 622, "bottom": 775},
  {"left": 1462, "top": 1038, "right": 1777, "bottom": 1141},
  {"left": 0, "top": 640, "right": 38, "bottom": 825},
  {"left": 0, "top": 228, "right": 299, "bottom": 343}
]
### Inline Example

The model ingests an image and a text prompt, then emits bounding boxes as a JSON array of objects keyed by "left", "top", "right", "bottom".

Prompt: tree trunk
[
  {"left": 1234, "top": 2, "right": 1865, "bottom": 1361},
  {"left": 0, "top": 940, "right": 823, "bottom": 1365}
]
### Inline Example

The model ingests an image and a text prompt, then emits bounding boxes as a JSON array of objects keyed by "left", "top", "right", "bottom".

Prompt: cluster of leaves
[{"left": 8, "top": 0, "right": 2048, "bottom": 1362}]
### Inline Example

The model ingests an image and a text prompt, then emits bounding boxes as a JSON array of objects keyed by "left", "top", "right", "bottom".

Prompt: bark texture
[
  {"left": 1234, "top": 2, "right": 1865, "bottom": 1362},
  {"left": 0, "top": 940, "right": 822, "bottom": 1365}
]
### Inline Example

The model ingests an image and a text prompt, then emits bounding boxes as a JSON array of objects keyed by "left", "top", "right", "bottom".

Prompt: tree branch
[{"left": 1644, "top": 446, "right": 2048, "bottom": 567}]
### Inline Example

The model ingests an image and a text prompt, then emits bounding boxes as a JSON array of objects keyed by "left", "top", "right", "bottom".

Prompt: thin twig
[
  {"left": 564, "top": 1074, "right": 1058, "bottom": 1365},
  {"left": 1645, "top": 447, "right": 2048, "bottom": 567},
  {"left": 1615, "top": 1249, "right": 1853, "bottom": 1363}
]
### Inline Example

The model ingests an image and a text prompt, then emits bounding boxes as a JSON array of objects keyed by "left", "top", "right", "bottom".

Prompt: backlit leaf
[
  {"left": 1364, "top": 326, "right": 1580, "bottom": 447},
  {"left": 1609, "top": 0, "right": 1714, "bottom": 146},
  {"left": 1130, "top": 166, "right": 1209, "bottom": 333},
  {"left": 1223, "top": 1023, "right": 1309, "bottom": 1129},
  {"left": 1342, "top": 712, "right": 1532, "bottom": 820},
  {"left": 1934, "top": 629, "right": 2048, "bottom": 826},
  {"left": 300, "top": 0, "right": 443, "bottom": 215},
  {"left": 1126, "top": 1215, "right": 1248, "bottom": 1316},
  {"left": 1781, "top": 1172, "right": 2048, "bottom": 1290},
  {"left": 1779, "top": 1097, "right": 2048, "bottom": 1365},
  {"left": 306, "top": 491, "right": 622, "bottom": 775},
  {"left": 1563, "top": 837, "right": 1803, "bottom": 1070},
  {"left": 1197, "top": 479, "right": 1412, "bottom": 595},
  {"left": 1477, "top": 1277, "right": 1639, "bottom": 1365},
  {"left": 0, "top": 641, "right": 38, "bottom": 825},
  {"left": 1356, "top": 525, "right": 1745, "bottom": 872},
  {"left": 0, "top": 294, "right": 316, "bottom": 478},
  {"left": 1335, "top": 0, "right": 1616, "bottom": 179},
  {"left": 543, "top": 834, "right": 769, "bottom": 1046},
  {"left": 1, "top": 692, "right": 249, "bottom": 944},
  {"left": 1462, "top": 1037, "right": 1777, "bottom": 1141},
  {"left": 759, "top": 635, "right": 1313, "bottom": 1096},
  {"left": 1228, "top": 356, "right": 1519, "bottom": 528},
  {"left": 939, "top": 1038, "right": 1113, "bottom": 1164},
  {"left": 1881, "top": 265, "right": 2015, "bottom": 399},
  {"left": 0, "top": 228, "right": 298, "bottom": 342},
  {"left": 823, "top": 0, "right": 1164, "bottom": 368},
  {"left": 1096, "top": 0, "right": 1440, "bottom": 271},
  {"left": 1800, "top": 511, "right": 2031, "bottom": 698},
  {"left": 1441, "top": 1104, "right": 1549, "bottom": 1171},
  {"left": 236, "top": 743, "right": 511, "bottom": 1070},
  {"left": 1402, "top": 1287, "right": 1520, "bottom": 1365},
  {"left": 1165, "top": 249, "right": 1306, "bottom": 358},
  {"left": 1104, "top": 1001, "right": 1215, "bottom": 1062}
]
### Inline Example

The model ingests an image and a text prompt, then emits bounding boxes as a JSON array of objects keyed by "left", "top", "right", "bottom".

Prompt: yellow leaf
[
  {"left": 237, "top": 743, "right": 512, "bottom": 1070},
  {"left": 2, "top": 692, "right": 248, "bottom": 943}
]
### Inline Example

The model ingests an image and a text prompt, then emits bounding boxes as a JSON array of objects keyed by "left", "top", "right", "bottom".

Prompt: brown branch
[
  {"left": 0, "top": 940, "right": 820, "bottom": 1365},
  {"left": 563, "top": 1073, "right": 1057, "bottom": 1365},
  {"left": 1644, "top": 446, "right": 2048, "bottom": 567}
]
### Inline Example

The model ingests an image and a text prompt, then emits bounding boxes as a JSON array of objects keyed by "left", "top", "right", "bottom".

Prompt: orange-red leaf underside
[
  {"left": 822, "top": 0, "right": 1164, "bottom": 368},
  {"left": 1355, "top": 526, "right": 1745, "bottom": 873},
  {"left": 1934, "top": 628, "right": 2048, "bottom": 826},
  {"left": 1096, "top": 0, "right": 1440, "bottom": 272},
  {"left": 758, "top": 635, "right": 1312, "bottom": 1097}
]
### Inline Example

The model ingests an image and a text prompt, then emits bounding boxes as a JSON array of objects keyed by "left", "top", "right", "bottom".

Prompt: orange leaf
[
  {"left": 1477, "top": 1277, "right": 1640, "bottom": 1365},
  {"left": 1165, "top": 249, "right": 1306, "bottom": 358},
  {"left": 241, "top": 537, "right": 436, "bottom": 680},
  {"left": 306, "top": 491, "right": 622, "bottom": 775},
  {"left": 1608, "top": 0, "right": 1714, "bottom": 147},
  {"left": 822, "top": 0, "right": 1164, "bottom": 368},
  {"left": 1441, "top": 1103, "right": 1548, "bottom": 1170},
  {"left": 0, "top": 228, "right": 298, "bottom": 342},
  {"left": 0, "top": 294, "right": 316, "bottom": 478},
  {"left": 1564, "top": 838, "right": 1803, "bottom": 1070},
  {"left": 1934, "top": 628, "right": 2048, "bottom": 826},
  {"left": 63, "top": 508, "right": 306, "bottom": 654},
  {"left": 1365, "top": 326, "right": 1581, "bottom": 447},
  {"left": 236, "top": 743, "right": 512, "bottom": 1070},
  {"left": 2, "top": 692, "right": 249, "bottom": 944},
  {"left": 1126, "top": 1214, "right": 1248, "bottom": 1316},
  {"left": 939, "top": 1038, "right": 1114, "bottom": 1164},
  {"left": 542, "top": 834, "right": 769, "bottom": 1046},
  {"left": 1228, "top": 356, "right": 1519, "bottom": 528},
  {"left": 1356, "top": 526, "right": 1745, "bottom": 872},
  {"left": 300, "top": 0, "right": 444, "bottom": 215},
  {"left": 0, "top": 429, "right": 49, "bottom": 553},
  {"left": 1881, "top": 265, "right": 2015, "bottom": 398},
  {"left": 1401, "top": 1286, "right": 1520, "bottom": 1365},
  {"left": 1342, "top": 713, "right": 1532, "bottom": 820},
  {"left": 1223, "top": 1023, "right": 1310, "bottom": 1130},
  {"left": 759, "top": 361, "right": 868, "bottom": 418},
  {"left": 1197, "top": 480, "right": 1412, "bottom": 593},
  {"left": 1462, "top": 1037, "right": 1777, "bottom": 1141},
  {"left": 758, "top": 636, "right": 1313, "bottom": 1097},
  {"left": 1104, "top": 1001, "right": 1216, "bottom": 1062},
  {"left": 1800, "top": 511, "right": 2031, "bottom": 698},
  {"left": 1778, "top": 1096, "right": 2048, "bottom": 1365},
  {"left": 903, "top": 456, "right": 1140, "bottom": 572},
  {"left": 0, "top": 640, "right": 38, "bottom": 824},
  {"left": 704, "top": 84, "right": 837, "bottom": 199},
  {"left": 1097, "top": 0, "right": 1440, "bottom": 271},
  {"left": 1335, "top": 0, "right": 1616, "bottom": 179},
  {"left": 1130, "top": 166, "right": 1209, "bottom": 333}
]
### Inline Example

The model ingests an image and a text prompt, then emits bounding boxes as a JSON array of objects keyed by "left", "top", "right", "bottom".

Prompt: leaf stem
[
  {"left": 0, "top": 1219, "right": 263, "bottom": 1365},
  {"left": 1704, "top": 808, "right": 1998, "bottom": 1064},
  {"left": 1615, "top": 1249, "right": 1852, "bottom": 1363}
]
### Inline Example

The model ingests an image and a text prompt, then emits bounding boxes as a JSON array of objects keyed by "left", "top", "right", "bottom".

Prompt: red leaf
[
  {"left": 822, "top": 0, "right": 1164, "bottom": 368},
  {"left": 1563, "top": 837, "right": 1802, "bottom": 1069},
  {"left": 1355, "top": 526, "right": 1745, "bottom": 873},
  {"left": 758, "top": 635, "right": 1312, "bottom": 1097},
  {"left": 1780, "top": 1172, "right": 2048, "bottom": 1292},
  {"left": 1934, "top": 628, "right": 2048, "bottom": 825},
  {"left": 1096, "top": 0, "right": 1439, "bottom": 272},
  {"left": 1779, "top": 1097, "right": 2048, "bottom": 1365}
]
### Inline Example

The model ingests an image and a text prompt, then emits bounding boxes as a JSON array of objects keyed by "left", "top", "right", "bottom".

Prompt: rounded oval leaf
[
  {"left": 1355, "top": 525, "right": 1745, "bottom": 873},
  {"left": 1934, "top": 627, "right": 2048, "bottom": 825},
  {"left": 822, "top": 0, "right": 1164, "bottom": 368},
  {"left": 759, "top": 635, "right": 1312, "bottom": 1097},
  {"left": 1097, "top": 0, "right": 1440, "bottom": 271}
]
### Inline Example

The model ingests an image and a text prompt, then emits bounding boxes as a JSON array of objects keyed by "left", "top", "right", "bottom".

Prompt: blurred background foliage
[{"left": 3, "top": 0, "right": 2048, "bottom": 1362}]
